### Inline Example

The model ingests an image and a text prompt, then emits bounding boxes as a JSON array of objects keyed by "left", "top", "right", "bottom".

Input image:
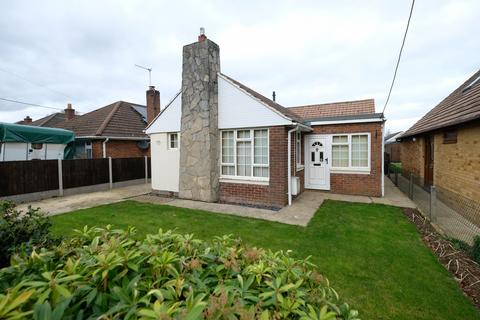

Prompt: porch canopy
[{"left": 0, "top": 122, "right": 75, "bottom": 158}]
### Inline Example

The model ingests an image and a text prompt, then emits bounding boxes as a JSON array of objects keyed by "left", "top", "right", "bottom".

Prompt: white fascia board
[{"left": 309, "top": 118, "right": 383, "bottom": 126}]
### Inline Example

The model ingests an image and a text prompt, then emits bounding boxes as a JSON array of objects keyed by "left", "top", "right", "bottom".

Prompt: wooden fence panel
[
  {"left": 62, "top": 158, "right": 109, "bottom": 189},
  {"left": 0, "top": 160, "right": 58, "bottom": 196},
  {"left": 112, "top": 157, "right": 145, "bottom": 182}
]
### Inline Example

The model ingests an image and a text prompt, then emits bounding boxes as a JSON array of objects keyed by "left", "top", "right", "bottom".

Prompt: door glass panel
[{"left": 311, "top": 151, "right": 315, "bottom": 162}]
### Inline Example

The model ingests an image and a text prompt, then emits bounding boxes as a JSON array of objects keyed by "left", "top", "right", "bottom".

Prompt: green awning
[{"left": 0, "top": 122, "right": 75, "bottom": 144}]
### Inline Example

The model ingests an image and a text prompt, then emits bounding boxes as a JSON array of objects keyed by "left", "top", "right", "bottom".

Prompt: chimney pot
[
  {"left": 198, "top": 27, "right": 207, "bottom": 42},
  {"left": 64, "top": 103, "right": 75, "bottom": 120}
]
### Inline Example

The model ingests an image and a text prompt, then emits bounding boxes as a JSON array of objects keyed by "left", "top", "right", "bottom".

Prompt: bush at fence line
[
  {"left": 0, "top": 201, "right": 59, "bottom": 268},
  {"left": 0, "top": 226, "right": 360, "bottom": 320}
]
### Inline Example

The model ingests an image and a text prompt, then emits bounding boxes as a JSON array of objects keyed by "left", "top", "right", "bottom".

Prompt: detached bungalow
[{"left": 146, "top": 32, "right": 385, "bottom": 209}]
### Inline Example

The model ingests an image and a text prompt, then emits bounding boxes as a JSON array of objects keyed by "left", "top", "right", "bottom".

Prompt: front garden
[
  {"left": 48, "top": 200, "right": 479, "bottom": 319},
  {"left": 1, "top": 199, "right": 478, "bottom": 319}
]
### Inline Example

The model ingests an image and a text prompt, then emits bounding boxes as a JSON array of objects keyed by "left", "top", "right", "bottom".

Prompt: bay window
[
  {"left": 221, "top": 128, "right": 269, "bottom": 179},
  {"left": 331, "top": 133, "right": 370, "bottom": 171}
]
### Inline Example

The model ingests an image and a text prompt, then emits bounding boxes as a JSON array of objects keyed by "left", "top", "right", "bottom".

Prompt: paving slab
[{"left": 16, "top": 184, "right": 151, "bottom": 216}]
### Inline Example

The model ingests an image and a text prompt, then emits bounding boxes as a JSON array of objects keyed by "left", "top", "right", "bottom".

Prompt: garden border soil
[{"left": 402, "top": 207, "right": 480, "bottom": 309}]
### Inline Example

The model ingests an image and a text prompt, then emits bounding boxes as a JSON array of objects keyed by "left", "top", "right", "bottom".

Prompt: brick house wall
[
  {"left": 310, "top": 122, "right": 383, "bottom": 197},
  {"left": 400, "top": 136, "right": 425, "bottom": 185},
  {"left": 91, "top": 140, "right": 150, "bottom": 159},
  {"left": 385, "top": 143, "right": 401, "bottom": 162},
  {"left": 219, "top": 126, "right": 289, "bottom": 209},
  {"left": 433, "top": 121, "right": 480, "bottom": 204}
]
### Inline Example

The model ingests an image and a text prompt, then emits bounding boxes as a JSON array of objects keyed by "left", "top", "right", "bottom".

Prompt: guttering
[
  {"left": 287, "top": 125, "right": 299, "bottom": 206},
  {"left": 77, "top": 136, "right": 149, "bottom": 141},
  {"left": 102, "top": 138, "right": 109, "bottom": 158},
  {"left": 309, "top": 118, "right": 384, "bottom": 126}
]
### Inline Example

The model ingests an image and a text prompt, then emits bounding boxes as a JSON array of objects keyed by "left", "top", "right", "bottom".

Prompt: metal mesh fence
[{"left": 386, "top": 164, "right": 480, "bottom": 245}]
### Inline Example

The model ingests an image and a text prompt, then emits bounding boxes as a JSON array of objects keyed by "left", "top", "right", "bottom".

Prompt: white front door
[{"left": 305, "top": 135, "right": 330, "bottom": 190}]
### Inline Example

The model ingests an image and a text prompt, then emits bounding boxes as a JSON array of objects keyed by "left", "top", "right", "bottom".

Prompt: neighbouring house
[
  {"left": 384, "top": 131, "right": 403, "bottom": 163},
  {"left": 398, "top": 68, "right": 480, "bottom": 214},
  {"left": 0, "top": 122, "right": 75, "bottom": 161},
  {"left": 145, "top": 32, "right": 385, "bottom": 209},
  {"left": 19, "top": 88, "right": 161, "bottom": 159}
]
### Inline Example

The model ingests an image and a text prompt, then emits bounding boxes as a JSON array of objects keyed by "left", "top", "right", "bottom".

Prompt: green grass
[{"left": 51, "top": 200, "right": 478, "bottom": 319}]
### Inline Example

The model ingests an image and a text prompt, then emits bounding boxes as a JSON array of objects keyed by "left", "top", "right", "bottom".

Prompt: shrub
[
  {"left": 0, "top": 226, "right": 359, "bottom": 319},
  {"left": 0, "top": 201, "right": 58, "bottom": 268},
  {"left": 449, "top": 236, "right": 480, "bottom": 265}
]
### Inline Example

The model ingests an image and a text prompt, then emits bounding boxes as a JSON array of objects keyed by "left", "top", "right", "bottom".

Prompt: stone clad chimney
[
  {"left": 146, "top": 86, "right": 160, "bottom": 123},
  {"left": 64, "top": 103, "right": 75, "bottom": 120},
  {"left": 179, "top": 29, "right": 220, "bottom": 202},
  {"left": 23, "top": 116, "right": 32, "bottom": 124}
]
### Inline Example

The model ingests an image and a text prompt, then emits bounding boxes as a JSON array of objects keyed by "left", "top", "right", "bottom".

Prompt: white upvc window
[
  {"left": 220, "top": 128, "right": 269, "bottom": 180},
  {"left": 331, "top": 133, "right": 370, "bottom": 172},
  {"left": 168, "top": 133, "right": 179, "bottom": 149}
]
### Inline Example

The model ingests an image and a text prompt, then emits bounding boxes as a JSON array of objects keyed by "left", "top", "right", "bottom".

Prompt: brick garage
[{"left": 311, "top": 122, "right": 383, "bottom": 197}]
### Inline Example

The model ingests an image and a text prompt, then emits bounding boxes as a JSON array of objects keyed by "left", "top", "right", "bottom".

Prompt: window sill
[
  {"left": 296, "top": 164, "right": 304, "bottom": 172},
  {"left": 220, "top": 177, "right": 269, "bottom": 186},
  {"left": 330, "top": 168, "right": 371, "bottom": 175}
]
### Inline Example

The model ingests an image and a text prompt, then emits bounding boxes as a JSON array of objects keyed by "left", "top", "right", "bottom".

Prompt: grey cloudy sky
[{"left": 0, "top": 0, "right": 478, "bottom": 132}]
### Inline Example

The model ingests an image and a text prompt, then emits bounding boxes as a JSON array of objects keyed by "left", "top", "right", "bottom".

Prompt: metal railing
[{"left": 386, "top": 163, "right": 480, "bottom": 245}]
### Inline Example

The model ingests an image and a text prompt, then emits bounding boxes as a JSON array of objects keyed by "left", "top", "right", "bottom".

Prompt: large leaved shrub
[
  {"left": 0, "top": 226, "right": 359, "bottom": 319},
  {"left": 0, "top": 201, "right": 58, "bottom": 268}
]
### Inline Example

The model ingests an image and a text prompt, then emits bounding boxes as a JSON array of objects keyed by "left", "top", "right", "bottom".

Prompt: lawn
[{"left": 51, "top": 200, "right": 478, "bottom": 319}]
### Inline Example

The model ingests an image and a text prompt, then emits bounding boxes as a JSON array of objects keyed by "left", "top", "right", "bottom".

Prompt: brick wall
[
  {"left": 92, "top": 140, "right": 150, "bottom": 159},
  {"left": 219, "top": 126, "right": 289, "bottom": 209},
  {"left": 400, "top": 136, "right": 425, "bottom": 185},
  {"left": 433, "top": 121, "right": 480, "bottom": 204},
  {"left": 311, "top": 122, "right": 383, "bottom": 197}
]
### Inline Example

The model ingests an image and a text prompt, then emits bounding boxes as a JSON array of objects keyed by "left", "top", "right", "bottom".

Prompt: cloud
[{"left": 0, "top": 0, "right": 478, "bottom": 133}]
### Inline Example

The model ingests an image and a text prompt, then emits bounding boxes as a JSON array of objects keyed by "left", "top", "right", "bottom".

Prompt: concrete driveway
[{"left": 16, "top": 184, "right": 151, "bottom": 216}]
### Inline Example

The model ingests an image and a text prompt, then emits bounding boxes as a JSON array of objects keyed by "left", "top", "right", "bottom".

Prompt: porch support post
[{"left": 287, "top": 126, "right": 298, "bottom": 206}]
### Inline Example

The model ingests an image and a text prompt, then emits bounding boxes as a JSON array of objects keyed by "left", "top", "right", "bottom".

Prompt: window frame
[
  {"left": 330, "top": 133, "right": 371, "bottom": 173},
  {"left": 168, "top": 132, "right": 179, "bottom": 150},
  {"left": 220, "top": 128, "right": 269, "bottom": 182},
  {"left": 443, "top": 130, "right": 457, "bottom": 144}
]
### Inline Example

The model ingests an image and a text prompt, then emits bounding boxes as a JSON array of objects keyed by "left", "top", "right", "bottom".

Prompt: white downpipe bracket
[
  {"left": 287, "top": 126, "right": 298, "bottom": 206},
  {"left": 102, "top": 138, "right": 110, "bottom": 158}
]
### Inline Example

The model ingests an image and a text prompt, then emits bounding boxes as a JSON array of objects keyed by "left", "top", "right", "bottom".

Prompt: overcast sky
[{"left": 1, "top": 0, "right": 478, "bottom": 132}]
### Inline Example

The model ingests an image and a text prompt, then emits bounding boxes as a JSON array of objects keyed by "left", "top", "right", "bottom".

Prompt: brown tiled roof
[
  {"left": 219, "top": 73, "right": 304, "bottom": 123},
  {"left": 57, "top": 101, "right": 148, "bottom": 138},
  {"left": 402, "top": 69, "right": 480, "bottom": 138},
  {"left": 288, "top": 99, "right": 376, "bottom": 120},
  {"left": 30, "top": 113, "right": 71, "bottom": 127}
]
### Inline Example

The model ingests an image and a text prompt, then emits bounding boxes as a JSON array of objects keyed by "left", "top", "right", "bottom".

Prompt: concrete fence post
[
  {"left": 394, "top": 171, "right": 398, "bottom": 186},
  {"left": 57, "top": 159, "right": 63, "bottom": 197},
  {"left": 409, "top": 173, "right": 414, "bottom": 200},
  {"left": 144, "top": 156, "right": 148, "bottom": 184},
  {"left": 430, "top": 186, "right": 437, "bottom": 222},
  {"left": 108, "top": 157, "right": 113, "bottom": 190}
]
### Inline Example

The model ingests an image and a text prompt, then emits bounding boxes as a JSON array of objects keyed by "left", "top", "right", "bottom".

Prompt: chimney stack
[
  {"left": 64, "top": 103, "right": 75, "bottom": 120},
  {"left": 146, "top": 85, "right": 160, "bottom": 123},
  {"left": 23, "top": 116, "right": 32, "bottom": 124},
  {"left": 179, "top": 29, "right": 220, "bottom": 202}
]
